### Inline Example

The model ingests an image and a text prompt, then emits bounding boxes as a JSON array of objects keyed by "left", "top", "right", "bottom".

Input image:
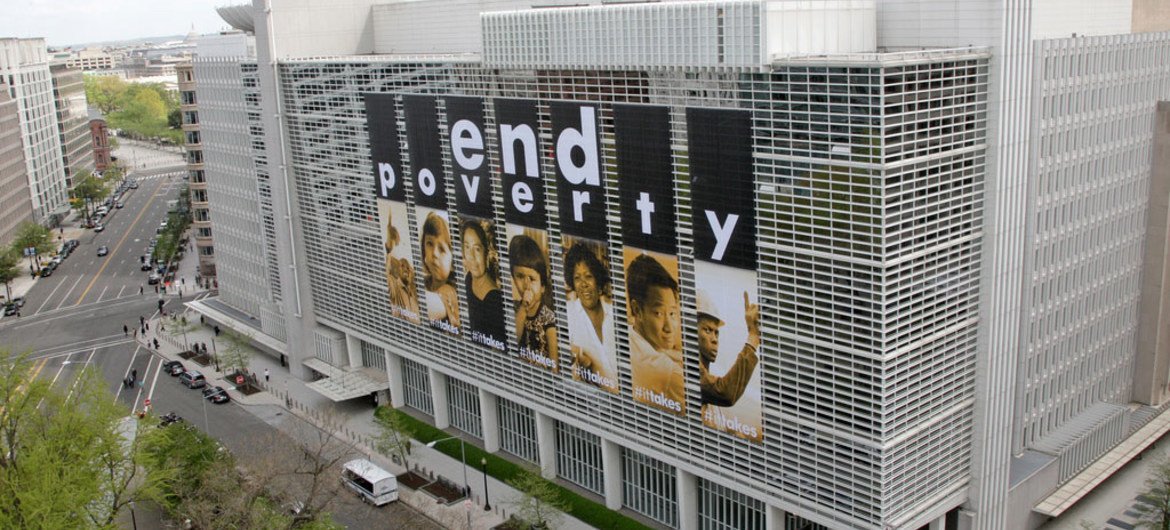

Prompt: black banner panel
[
  {"left": 687, "top": 108, "right": 757, "bottom": 270},
  {"left": 563, "top": 235, "right": 618, "bottom": 393},
  {"left": 493, "top": 99, "right": 547, "bottom": 226},
  {"left": 404, "top": 95, "right": 448, "bottom": 210},
  {"left": 459, "top": 215, "right": 506, "bottom": 351},
  {"left": 551, "top": 101, "right": 607, "bottom": 242},
  {"left": 687, "top": 107, "right": 762, "bottom": 443},
  {"left": 365, "top": 93, "right": 406, "bottom": 202},
  {"left": 367, "top": 93, "right": 421, "bottom": 324},
  {"left": 615, "top": 104, "right": 677, "bottom": 255},
  {"left": 446, "top": 96, "right": 494, "bottom": 218},
  {"left": 508, "top": 224, "right": 559, "bottom": 373}
]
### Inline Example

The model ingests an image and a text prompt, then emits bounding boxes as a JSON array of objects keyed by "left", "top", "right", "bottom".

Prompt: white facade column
[
  {"left": 929, "top": 514, "right": 946, "bottom": 530},
  {"left": 386, "top": 350, "right": 404, "bottom": 408},
  {"left": 677, "top": 468, "right": 698, "bottom": 530},
  {"left": 344, "top": 333, "right": 361, "bottom": 368},
  {"left": 601, "top": 439, "right": 623, "bottom": 510},
  {"left": 479, "top": 387, "right": 499, "bottom": 453},
  {"left": 429, "top": 370, "right": 450, "bottom": 428},
  {"left": 535, "top": 411, "right": 557, "bottom": 479},
  {"left": 766, "top": 505, "right": 787, "bottom": 530}
]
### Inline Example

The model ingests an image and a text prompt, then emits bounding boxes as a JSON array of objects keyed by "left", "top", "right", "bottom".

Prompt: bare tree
[
  {"left": 372, "top": 406, "right": 414, "bottom": 468},
  {"left": 1136, "top": 456, "right": 1170, "bottom": 530},
  {"left": 245, "top": 422, "right": 354, "bottom": 528},
  {"left": 507, "top": 468, "right": 569, "bottom": 530}
]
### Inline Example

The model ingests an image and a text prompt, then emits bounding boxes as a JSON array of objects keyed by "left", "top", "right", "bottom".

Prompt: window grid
[
  {"left": 401, "top": 357, "right": 434, "bottom": 415},
  {"left": 498, "top": 397, "right": 540, "bottom": 464},
  {"left": 698, "top": 478, "right": 765, "bottom": 530},
  {"left": 447, "top": 377, "right": 483, "bottom": 439},
  {"left": 360, "top": 340, "right": 387, "bottom": 371},
  {"left": 555, "top": 420, "right": 604, "bottom": 495},
  {"left": 621, "top": 447, "right": 679, "bottom": 527}
]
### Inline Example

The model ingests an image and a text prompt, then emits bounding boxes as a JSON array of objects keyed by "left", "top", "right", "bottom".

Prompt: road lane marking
[
  {"left": 73, "top": 181, "right": 169, "bottom": 306},
  {"left": 54, "top": 275, "right": 86, "bottom": 311},
  {"left": 33, "top": 276, "right": 69, "bottom": 314},
  {"left": 65, "top": 348, "right": 99, "bottom": 402},
  {"left": 117, "top": 285, "right": 126, "bottom": 298},
  {"left": 96, "top": 286, "right": 109, "bottom": 303}
]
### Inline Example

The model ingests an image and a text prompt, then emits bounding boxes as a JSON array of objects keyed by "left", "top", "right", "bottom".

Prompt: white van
[{"left": 341, "top": 459, "right": 398, "bottom": 506}]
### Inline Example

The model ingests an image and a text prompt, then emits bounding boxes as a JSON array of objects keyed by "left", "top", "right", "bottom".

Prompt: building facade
[
  {"left": 192, "top": 1, "right": 1170, "bottom": 529},
  {"left": 50, "top": 62, "right": 94, "bottom": 189},
  {"left": 177, "top": 62, "right": 216, "bottom": 278},
  {"left": 0, "top": 38, "right": 69, "bottom": 223},
  {"left": 0, "top": 79, "right": 33, "bottom": 250},
  {"left": 88, "top": 108, "right": 111, "bottom": 173}
]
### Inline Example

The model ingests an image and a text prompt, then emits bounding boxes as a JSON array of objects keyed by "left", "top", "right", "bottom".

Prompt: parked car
[
  {"left": 147, "top": 272, "right": 161, "bottom": 285},
  {"left": 201, "top": 385, "right": 225, "bottom": 399},
  {"left": 129, "top": 180, "right": 139, "bottom": 189},
  {"left": 116, "top": 201, "right": 124, "bottom": 209},
  {"left": 2, "top": 303, "right": 17, "bottom": 316},
  {"left": 208, "top": 389, "right": 230, "bottom": 404},
  {"left": 38, "top": 266, "right": 53, "bottom": 278},
  {"left": 141, "top": 256, "right": 153, "bottom": 271},
  {"left": 10, "top": 297, "right": 25, "bottom": 309},
  {"left": 94, "top": 224, "right": 105, "bottom": 233},
  {"left": 162, "top": 360, "right": 184, "bottom": 376},
  {"left": 179, "top": 370, "right": 206, "bottom": 389},
  {"left": 97, "top": 246, "right": 109, "bottom": 257}
]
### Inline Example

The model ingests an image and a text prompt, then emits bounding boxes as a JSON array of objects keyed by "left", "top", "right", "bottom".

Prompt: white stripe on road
[
  {"left": 54, "top": 275, "right": 86, "bottom": 311},
  {"left": 33, "top": 275, "right": 69, "bottom": 314},
  {"left": 96, "top": 285, "right": 109, "bottom": 303}
]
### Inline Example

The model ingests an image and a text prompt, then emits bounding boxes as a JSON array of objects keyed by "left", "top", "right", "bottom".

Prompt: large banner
[
  {"left": 552, "top": 102, "right": 617, "bottom": 393},
  {"left": 688, "top": 107, "right": 762, "bottom": 442},
  {"left": 404, "top": 95, "right": 460, "bottom": 336},
  {"left": 367, "top": 95, "right": 762, "bottom": 432},
  {"left": 366, "top": 93, "right": 420, "bottom": 324},
  {"left": 447, "top": 96, "right": 506, "bottom": 350},
  {"left": 496, "top": 99, "right": 559, "bottom": 372},
  {"left": 615, "top": 104, "right": 684, "bottom": 415}
]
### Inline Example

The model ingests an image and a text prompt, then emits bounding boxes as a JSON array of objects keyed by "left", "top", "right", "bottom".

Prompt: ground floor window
[
  {"left": 401, "top": 357, "right": 433, "bottom": 415},
  {"left": 698, "top": 478, "right": 764, "bottom": 530},
  {"left": 447, "top": 377, "right": 482, "bottom": 439},
  {"left": 621, "top": 448, "right": 678, "bottom": 527},
  {"left": 555, "top": 421, "right": 603, "bottom": 495},
  {"left": 498, "top": 397, "right": 539, "bottom": 464}
]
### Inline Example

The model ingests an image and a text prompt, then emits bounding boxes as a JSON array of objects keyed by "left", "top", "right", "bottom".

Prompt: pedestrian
[
  {"left": 152, "top": 338, "right": 159, "bottom": 350},
  {"left": 154, "top": 284, "right": 159, "bottom": 294},
  {"left": 132, "top": 369, "right": 137, "bottom": 381},
  {"left": 214, "top": 325, "right": 220, "bottom": 336},
  {"left": 139, "top": 285, "right": 143, "bottom": 295},
  {"left": 265, "top": 368, "right": 270, "bottom": 383},
  {"left": 145, "top": 321, "right": 149, "bottom": 331},
  {"left": 123, "top": 324, "right": 128, "bottom": 336},
  {"left": 134, "top": 328, "right": 138, "bottom": 339},
  {"left": 139, "top": 316, "right": 145, "bottom": 326},
  {"left": 200, "top": 314, "right": 205, "bottom": 325}
]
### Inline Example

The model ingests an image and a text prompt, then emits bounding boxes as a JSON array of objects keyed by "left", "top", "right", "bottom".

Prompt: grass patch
[{"left": 374, "top": 407, "right": 652, "bottom": 530}]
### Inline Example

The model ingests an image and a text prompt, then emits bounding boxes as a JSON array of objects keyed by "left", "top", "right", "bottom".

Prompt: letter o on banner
[{"left": 417, "top": 168, "right": 437, "bottom": 196}]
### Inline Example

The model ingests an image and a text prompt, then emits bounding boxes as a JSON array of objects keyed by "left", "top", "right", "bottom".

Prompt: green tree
[
  {"left": 0, "top": 353, "right": 163, "bottom": 528},
  {"left": 84, "top": 75, "right": 127, "bottom": 115},
  {"left": 0, "top": 248, "right": 20, "bottom": 300},
  {"left": 507, "top": 469, "right": 570, "bottom": 530},
  {"left": 1136, "top": 456, "right": 1170, "bottom": 530},
  {"left": 166, "top": 313, "right": 197, "bottom": 353},
  {"left": 10, "top": 221, "right": 53, "bottom": 269},
  {"left": 167, "top": 108, "right": 182, "bottom": 129},
  {"left": 71, "top": 170, "right": 110, "bottom": 220},
  {"left": 372, "top": 405, "right": 414, "bottom": 468}
]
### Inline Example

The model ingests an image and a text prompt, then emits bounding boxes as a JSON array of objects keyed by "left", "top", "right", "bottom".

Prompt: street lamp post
[
  {"left": 481, "top": 457, "right": 490, "bottom": 511},
  {"left": 426, "top": 436, "right": 471, "bottom": 530},
  {"left": 129, "top": 501, "right": 138, "bottom": 530}
]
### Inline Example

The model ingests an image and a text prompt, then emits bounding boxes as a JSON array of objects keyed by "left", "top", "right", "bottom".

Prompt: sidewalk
[
  {"left": 2, "top": 213, "right": 91, "bottom": 305},
  {"left": 142, "top": 251, "right": 594, "bottom": 529}
]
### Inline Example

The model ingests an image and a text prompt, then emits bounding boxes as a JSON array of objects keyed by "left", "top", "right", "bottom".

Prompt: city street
[{"left": 0, "top": 141, "right": 440, "bottom": 529}]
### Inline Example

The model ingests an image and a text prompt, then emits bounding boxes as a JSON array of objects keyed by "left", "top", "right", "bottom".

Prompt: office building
[
  {"left": 0, "top": 38, "right": 69, "bottom": 223},
  {"left": 0, "top": 79, "right": 33, "bottom": 250},
  {"left": 190, "top": 1, "right": 1170, "bottom": 529},
  {"left": 50, "top": 62, "right": 93, "bottom": 189}
]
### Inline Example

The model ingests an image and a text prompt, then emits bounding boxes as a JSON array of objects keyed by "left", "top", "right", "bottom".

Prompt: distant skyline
[{"left": 0, "top": 0, "right": 232, "bottom": 47}]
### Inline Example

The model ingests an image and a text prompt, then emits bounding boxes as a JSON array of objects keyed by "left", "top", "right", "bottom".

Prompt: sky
[{"left": 0, "top": 0, "right": 233, "bottom": 47}]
